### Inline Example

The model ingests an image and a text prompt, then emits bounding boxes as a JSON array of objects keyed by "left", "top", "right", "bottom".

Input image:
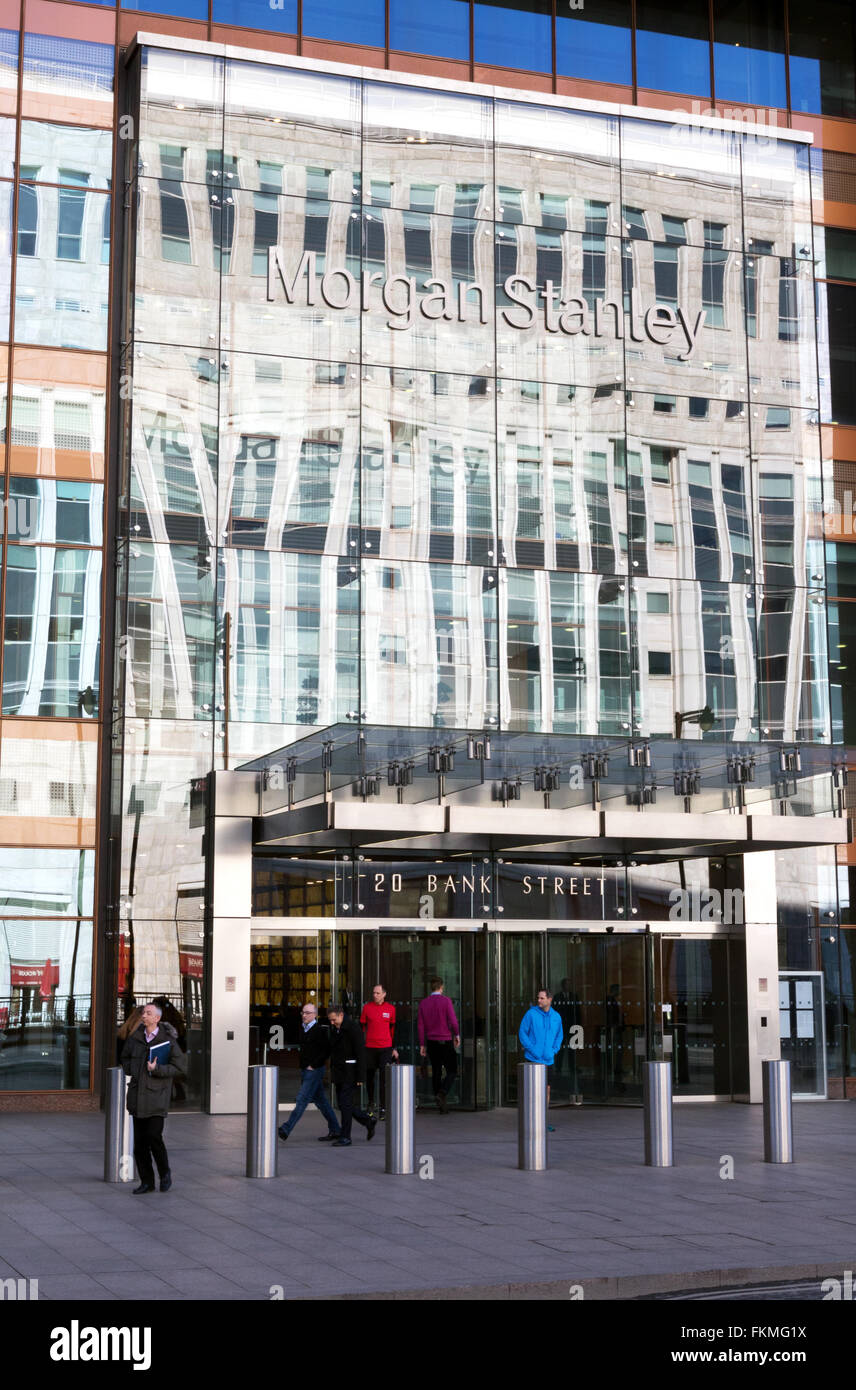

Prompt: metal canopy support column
[
  {"left": 208, "top": 772, "right": 256, "bottom": 1114},
  {"left": 741, "top": 852, "right": 780, "bottom": 1105}
]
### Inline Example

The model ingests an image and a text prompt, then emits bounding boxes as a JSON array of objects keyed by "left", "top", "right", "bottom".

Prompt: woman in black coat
[{"left": 121, "top": 1002, "right": 187, "bottom": 1193}]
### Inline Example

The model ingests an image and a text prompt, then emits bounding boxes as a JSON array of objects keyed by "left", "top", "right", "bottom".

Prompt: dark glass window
[
  {"left": 450, "top": 219, "right": 475, "bottom": 282},
  {"left": 648, "top": 651, "right": 672, "bottom": 676},
  {"left": 636, "top": 0, "right": 711, "bottom": 98},
  {"left": 556, "top": 0, "right": 631, "bottom": 85},
  {"left": 213, "top": 0, "right": 297, "bottom": 31},
  {"left": 662, "top": 215, "right": 688, "bottom": 244},
  {"left": 623, "top": 206, "right": 647, "bottom": 239},
  {"left": 303, "top": 0, "right": 385, "bottom": 46},
  {"left": 159, "top": 181, "right": 191, "bottom": 263},
  {"left": 389, "top": 0, "right": 470, "bottom": 60},
  {"left": 653, "top": 244, "right": 679, "bottom": 306},
  {"left": 827, "top": 282, "right": 856, "bottom": 426},
  {"left": 582, "top": 232, "right": 606, "bottom": 310},
  {"left": 252, "top": 196, "right": 278, "bottom": 276},
  {"left": 703, "top": 224, "right": 728, "bottom": 327},
  {"left": 474, "top": 0, "right": 552, "bottom": 73},
  {"left": 403, "top": 213, "right": 435, "bottom": 290},
  {"left": 788, "top": 0, "right": 856, "bottom": 118},
  {"left": 536, "top": 231, "right": 562, "bottom": 284},
  {"left": 56, "top": 188, "right": 86, "bottom": 260},
  {"left": 17, "top": 183, "right": 37, "bottom": 256},
  {"left": 824, "top": 228, "right": 856, "bottom": 282},
  {"left": 778, "top": 257, "right": 798, "bottom": 341},
  {"left": 713, "top": 0, "right": 787, "bottom": 108}
]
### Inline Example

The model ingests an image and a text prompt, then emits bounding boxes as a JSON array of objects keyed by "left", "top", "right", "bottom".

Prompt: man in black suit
[
  {"left": 278, "top": 1002, "right": 341, "bottom": 1141},
  {"left": 326, "top": 1003, "right": 376, "bottom": 1147}
]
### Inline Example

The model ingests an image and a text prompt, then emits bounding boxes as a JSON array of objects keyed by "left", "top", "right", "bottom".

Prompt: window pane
[
  {"left": 0, "top": 921, "right": 92, "bottom": 1090},
  {"left": 303, "top": 0, "right": 385, "bottom": 46},
  {"left": 23, "top": 35, "right": 114, "bottom": 128},
  {"left": 20, "top": 124, "right": 112, "bottom": 189},
  {"left": 213, "top": 0, "right": 297, "bottom": 32},
  {"left": 363, "top": 83, "right": 493, "bottom": 219},
  {"left": 556, "top": 0, "right": 631, "bottom": 85},
  {"left": 636, "top": 1, "right": 711, "bottom": 98},
  {"left": 122, "top": 0, "right": 207, "bottom": 19},
  {"left": 3, "top": 548, "right": 102, "bottom": 716},
  {"left": 389, "top": 0, "right": 470, "bottom": 60},
  {"left": 788, "top": 0, "right": 856, "bottom": 118},
  {"left": 823, "top": 228, "right": 856, "bottom": 282},
  {"left": 827, "top": 282, "right": 856, "bottom": 426},
  {"left": 474, "top": 0, "right": 552, "bottom": 73},
  {"left": 713, "top": 0, "right": 787, "bottom": 108},
  {"left": 14, "top": 187, "right": 110, "bottom": 349}
]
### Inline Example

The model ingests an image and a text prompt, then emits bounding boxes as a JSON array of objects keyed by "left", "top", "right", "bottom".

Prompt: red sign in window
[
  {"left": 10, "top": 960, "right": 59, "bottom": 992},
  {"left": 179, "top": 951, "right": 203, "bottom": 979}
]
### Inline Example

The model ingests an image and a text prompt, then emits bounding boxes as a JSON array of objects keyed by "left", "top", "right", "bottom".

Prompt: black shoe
[
  {"left": 318, "top": 1132, "right": 341, "bottom": 1141},
  {"left": 331, "top": 1137, "right": 352, "bottom": 1147},
  {"left": 160, "top": 1172, "right": 172, "bottom": 1192},
  {"left": 278, "top": 1126, "right": 289, "bottom": 1141},
  {"left": 437, "top": 1090, "right": 448, "bottom": 1114},
  {"left": 132, "top": 1183, "right": 155, "bottom": 1194},
  {"left": 366, "top": 1117, "right": 377, "bottom": 1141}
]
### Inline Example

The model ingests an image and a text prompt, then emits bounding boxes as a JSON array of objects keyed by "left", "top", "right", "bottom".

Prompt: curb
[{"left": 287, "top": 1261, "right": 854, "bottom": 1301}]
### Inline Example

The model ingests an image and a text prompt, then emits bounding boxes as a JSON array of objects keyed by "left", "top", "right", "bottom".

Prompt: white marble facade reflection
[{"left": 121, "top": 47, "right": 828, "bottom": 750}]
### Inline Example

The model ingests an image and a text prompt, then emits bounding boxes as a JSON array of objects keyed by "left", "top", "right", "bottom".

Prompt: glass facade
[
  {"left": 0, "top": 1, "right": 853, "bottom": 1112},
  {"left": 9, "top": 2, "right": 852, "bottom": 115}
]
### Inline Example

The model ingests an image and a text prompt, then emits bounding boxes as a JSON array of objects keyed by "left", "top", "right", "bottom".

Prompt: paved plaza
[{"left": 1, "top": 1102, "right": 854, "bottom": 1300}]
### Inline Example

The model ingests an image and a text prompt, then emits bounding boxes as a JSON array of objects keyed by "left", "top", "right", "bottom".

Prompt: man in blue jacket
[{"left": 519, "top": 989, "right": 564, "bottom": 1125}]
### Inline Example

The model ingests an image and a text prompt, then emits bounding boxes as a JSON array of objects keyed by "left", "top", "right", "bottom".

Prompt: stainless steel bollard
[
  {"left": 643, "top": 1061, "right": 673, "bottom": 1167},
  {"left": 517, "top": 1063, "right": 548, "bottom": 1171},
  {"left": 246, "top": 1065, "right": 279, "bottom": 1178},
  {"left": 384, "top": 1064, "right": 415, "bottom": 1175},
  {"left": 762, "top": 1059, "right": 794, "bottom": 1163},
  {"left": 104, "top": 1066, "right": 135, "bottom": 1183}
]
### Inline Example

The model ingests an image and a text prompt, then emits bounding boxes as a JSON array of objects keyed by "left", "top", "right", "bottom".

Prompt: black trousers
[
  {"left": 335, "top": 1078, "right": 372, "bottom": 1140},
  {"left": 133, "top": 1115, "right": 169, "bottom": 1186},
  {"left": 426, "top": 1040, "right": 457, "bottom": 1098},
  {"left": 365, "top": 1047, "right": 393, "bottom": 1110}
]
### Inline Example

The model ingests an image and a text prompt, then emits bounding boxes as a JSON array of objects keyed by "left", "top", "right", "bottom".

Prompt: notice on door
[{"left": 796, "top": 1011, "right": 815, "bottom": 1039}]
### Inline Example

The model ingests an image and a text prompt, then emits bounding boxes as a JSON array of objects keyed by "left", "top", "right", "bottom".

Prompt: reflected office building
[{"left": 87, "top": 37, "right": 848, "bottom": 1115}]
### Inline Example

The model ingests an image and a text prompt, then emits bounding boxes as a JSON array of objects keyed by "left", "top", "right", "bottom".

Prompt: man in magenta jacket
[{"left": 417, "top": 977, "right": 460, "bottom": 1113}]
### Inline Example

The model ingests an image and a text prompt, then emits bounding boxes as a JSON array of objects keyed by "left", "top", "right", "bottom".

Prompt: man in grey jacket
[{"left": 121, "top": 1001, "right": 187, "bottom": 1193}]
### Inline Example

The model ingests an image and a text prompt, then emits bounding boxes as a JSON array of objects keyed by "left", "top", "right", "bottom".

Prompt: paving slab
[{"left": 1, "top": 1102, "right": 855, "bottom": 1299}]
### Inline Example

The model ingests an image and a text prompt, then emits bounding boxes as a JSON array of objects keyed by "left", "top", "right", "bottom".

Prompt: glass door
[
  {"left": 658, "top": 937, "right": 732, "bottom": 1095},
  {"left": 501, "top": 934, "right": 542, "bottom": 1104},
  {"left": 249, "top": 931, "right": 333, "bottom": 1105},
  {"left": 373, "top": 933, "right": 478, "bottom": 1110},
  {"left": 779, "top": 971, "right": 826, "bottom": 1097},
  {"left": 501, "top": 933, "right": 646, "bottom": 1104}
]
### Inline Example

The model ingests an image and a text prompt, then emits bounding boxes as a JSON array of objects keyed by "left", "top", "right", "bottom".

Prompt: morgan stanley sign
[{"left": 267, "top": 249, "right": 707, "bottom": 360}]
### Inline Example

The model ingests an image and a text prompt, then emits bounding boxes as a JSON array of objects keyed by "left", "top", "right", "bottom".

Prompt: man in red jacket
[
  {"left": 417, "top": 977, "right": 460, "bottom": 1113},
  {"left": 360, "top": 984, "right": 398, "bottom": 1118}
]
